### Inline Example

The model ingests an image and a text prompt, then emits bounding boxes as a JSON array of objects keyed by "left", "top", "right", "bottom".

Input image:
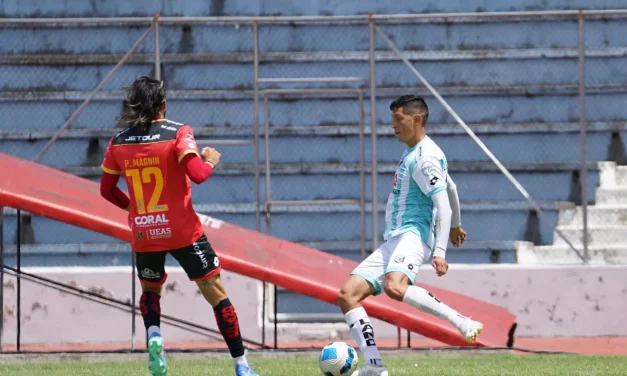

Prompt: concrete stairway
[{"left": 517, "top": 161, "right": 627, "bottom": 264}]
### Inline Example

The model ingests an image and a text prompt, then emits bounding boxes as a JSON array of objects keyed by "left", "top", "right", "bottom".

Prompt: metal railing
[{"left": 2, "top": 8, "right": 627, "bottom": 351}]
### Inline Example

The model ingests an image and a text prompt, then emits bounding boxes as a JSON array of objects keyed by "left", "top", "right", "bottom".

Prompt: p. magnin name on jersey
[{"left": 125, "top": 134, "right": 161, "bottom": 142}]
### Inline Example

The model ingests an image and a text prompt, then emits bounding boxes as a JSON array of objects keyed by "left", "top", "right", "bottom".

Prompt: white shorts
[{"left": 351, "top": 231, "right": 430, "bottom": 296}]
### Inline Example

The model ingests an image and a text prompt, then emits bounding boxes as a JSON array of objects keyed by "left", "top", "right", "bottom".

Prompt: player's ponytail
[{"left": 117, "top": 76, "right": 166, "bottom": 130}]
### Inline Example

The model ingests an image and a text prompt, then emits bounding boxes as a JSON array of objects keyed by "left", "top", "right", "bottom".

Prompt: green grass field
[{"left": 1, "top": 353, "right": 626, "bottom": 376}]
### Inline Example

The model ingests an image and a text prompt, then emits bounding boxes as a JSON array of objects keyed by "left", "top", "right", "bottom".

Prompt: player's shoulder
[
  {"left": 157, "top": 119, "right": 191, "bottom": 134},
  {"left": 416, "top": 136, "right": 446, "bottom": 161},
  {"left": 110, "top": 126, "right": 133, "bottom": 145},
  {"left": 410, "top": 137, "right": 446, "bottom": 176}
]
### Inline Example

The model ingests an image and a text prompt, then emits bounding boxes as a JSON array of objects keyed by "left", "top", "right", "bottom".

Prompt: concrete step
[
  {"left": 4, "top": 121, "right": 627, "bottom": 141},
  {"left": 1, "top": 21, "right": 621, "bottom": 54},
  {"left": 595, "top": 188, "right": 627, "bottom": 205},
  {"left": 517, "top": 242, "right": 627, "bottom": 264},
  {"left": 4, "top": 92, "right": 627, "bottom": 130},
  {"left": 615, "top": 166, "right": 627, "bottom": 187},
  {"left": 553, "top": 226, "right": 627, "bottom": 247},
  {"left": 598, "top": 161, "right": 627, "bottom": 189},
  {"left": 2, "top": 132, "right": 617, "bottom": 166},
  {"left": 3, "top": 58, "right": 627, "bottom": 91},
  {"left": 598, "top": 161, "right": 617, "bottom": 188},
  {"left": 557, "top": 205, "right": 627, "bottom": 227}
]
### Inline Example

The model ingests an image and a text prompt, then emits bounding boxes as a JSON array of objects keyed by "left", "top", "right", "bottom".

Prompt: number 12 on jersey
[{"left": 125, "top": 167, "right": 169, "bottom": 214}]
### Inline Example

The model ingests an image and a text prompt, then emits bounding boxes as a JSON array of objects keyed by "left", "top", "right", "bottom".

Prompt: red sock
[
  {"left": 213, "top": 298, "right": 245, "bottom": 358},
  {"left": 140, "top": 291, "right": 161, "bottom": 329}
]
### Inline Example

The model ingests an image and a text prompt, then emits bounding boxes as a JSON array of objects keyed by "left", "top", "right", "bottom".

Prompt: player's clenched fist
[
  {"left": 432, "top": 256, "right": 448, "bottom": 277},
  {"left": 201, "top": 147, "right": 221, "bottom": 167},
  {"left": 450, "top": 226, "right": 467, "bottom": 247}
]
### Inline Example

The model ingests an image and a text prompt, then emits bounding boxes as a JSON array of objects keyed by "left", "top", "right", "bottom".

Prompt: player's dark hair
[
  {"left": 390, "top": 94, "right": 429, "bottom": 125},
  {"left": 117, "top": 76, "right": 166, "bottom": 130}
]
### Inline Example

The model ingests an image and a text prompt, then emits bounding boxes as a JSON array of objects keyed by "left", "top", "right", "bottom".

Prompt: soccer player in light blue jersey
[{"left": 337, "top": 95, "right": 483, "bottom": 376}]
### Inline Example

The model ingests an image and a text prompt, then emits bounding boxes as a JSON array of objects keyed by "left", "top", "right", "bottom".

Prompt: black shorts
[{"left": 135, "top": 234, "right": 221, "bottom": 286}]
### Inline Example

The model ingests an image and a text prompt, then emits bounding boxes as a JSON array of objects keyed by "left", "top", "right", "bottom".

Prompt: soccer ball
[{"left": 319, "top": 342, "right": 358, "bottom": 376}]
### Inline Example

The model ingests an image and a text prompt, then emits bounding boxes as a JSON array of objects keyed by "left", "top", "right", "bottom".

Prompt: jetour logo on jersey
[
  {"left": 134, "top": 213, "right": 169, "bottom": 227},
  {"left": 125, "top": 134, "right": 161, "bottom": 142}
]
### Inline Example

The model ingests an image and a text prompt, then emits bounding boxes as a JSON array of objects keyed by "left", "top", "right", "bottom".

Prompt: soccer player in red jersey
[{"left": 100, "top": 77, "right": 259, "bottom": 376}]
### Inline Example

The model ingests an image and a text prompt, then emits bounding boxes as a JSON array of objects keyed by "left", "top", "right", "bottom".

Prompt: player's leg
[
  {"left": 136, "top": 251, "right": 168, "bottom": 376},
  {"left": 384, "top": 233, "right": 483, "bottom": 343},
  {"left": 338, "top": 246, "right": 388, "bottom": 375},
  {"left": 170, "top": 234, "right": 258, "bottom": 376}
]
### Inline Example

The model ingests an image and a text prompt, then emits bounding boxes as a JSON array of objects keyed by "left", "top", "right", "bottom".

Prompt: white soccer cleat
[
  {"left": 353, "top": 364, "right": 389, "bottom": 376},
  {"left": 459, "top": 317, "right": 483, "bottom": 343}
]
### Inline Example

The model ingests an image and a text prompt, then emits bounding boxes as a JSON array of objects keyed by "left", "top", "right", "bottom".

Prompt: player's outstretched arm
[{"left": 446, "top": 174, "right": 467, "bottom": 247}]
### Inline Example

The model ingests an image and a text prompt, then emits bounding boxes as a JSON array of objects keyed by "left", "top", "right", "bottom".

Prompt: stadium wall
[
  {"left": 0, "top": 0, "right": 625, "bottom": 18},
  {"left": 2, "top": 264, "right": 625, "bottom": 347}
]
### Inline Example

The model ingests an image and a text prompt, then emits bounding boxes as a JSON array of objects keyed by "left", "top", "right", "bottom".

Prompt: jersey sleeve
[
  {"left": 175, "top": 125, "right": 201, "bottom": 164},
  {"left": 100, "top": 138, "right": 122, "bottom": 175},
  {"left": 411, "top": 155, "right": 448, "bottom": 197}
]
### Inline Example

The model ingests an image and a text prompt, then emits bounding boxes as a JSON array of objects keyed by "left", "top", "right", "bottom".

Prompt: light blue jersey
[{"left": 383, "top": 136, "right": 448, "bottom": 247}]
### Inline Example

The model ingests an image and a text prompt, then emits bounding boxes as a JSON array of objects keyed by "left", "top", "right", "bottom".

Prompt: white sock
[
  {"left": 233, "top": 354, "right": 248, "bottom": 367},
  {"left": 344, "top": 307, "right": 384, "bottom": 367},
  {"left": 402, "top": 286, "right": 467, "bottom": 329},
  {"left": 147, "top": 325, "right": 161, "bottom": 338}
]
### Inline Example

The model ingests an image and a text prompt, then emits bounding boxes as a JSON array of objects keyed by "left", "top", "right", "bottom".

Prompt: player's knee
[
  {"left": 141, "top": 283, "right": 163, "bottom": 295},
  {"left": 337, "top": 285, "right": 356, "bottom": 307},
  {"left": 383, "top": 279, "right": 407, "bottom": 302},
  {"left": 338, "top": 283, "right": 364, "bottom": 309},
  {"left": 338, "top": 275, "right": 373, "bottom": 312}
]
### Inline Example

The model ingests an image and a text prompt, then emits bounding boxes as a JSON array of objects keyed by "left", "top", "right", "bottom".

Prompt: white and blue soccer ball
[{"left": 319, "top": 342, "right": 358, "bottom": 376}]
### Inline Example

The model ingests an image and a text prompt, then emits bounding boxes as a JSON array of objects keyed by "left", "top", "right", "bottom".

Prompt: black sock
[
  {"left": 213, "top": 298, "right": 245, "bottom": 358},
  {"left": 140, "top": 291, "right": 161, "bottom": 330}
]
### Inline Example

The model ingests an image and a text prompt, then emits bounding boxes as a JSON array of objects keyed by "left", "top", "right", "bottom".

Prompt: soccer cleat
[
  {"left": 353, "top": 364, "right": 389, "bottom": 376},
  {"left": 459, "top": 317, "right": 484, "bottom": 343},
  {"left": 147, "top": 332, "right": 167, "bottom": 376},
  {"left": 235, "top": 363, "right": 260, "bottom": 376}
]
